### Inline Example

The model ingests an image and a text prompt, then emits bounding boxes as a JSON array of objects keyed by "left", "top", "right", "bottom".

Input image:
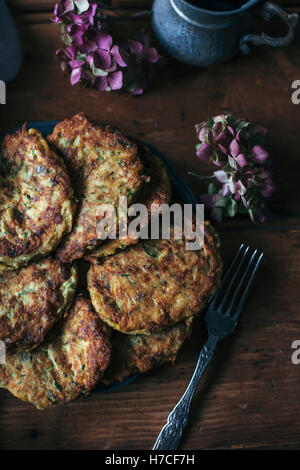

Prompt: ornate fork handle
[{"left": 152, "top": 335, "right": 218, "bottom": 450}]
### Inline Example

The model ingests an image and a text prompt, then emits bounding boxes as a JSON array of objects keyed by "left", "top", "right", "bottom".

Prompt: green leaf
[
  {"left": 248, "top": 208, "right": 255, "bottom": 223},
  {"left": 226, "top": 114, "right": 235, "bottom": 127},
  {"left": 235, "top": 119, "right": 249, "bottom": 131},
  {"left": 226, "top": 198, "right": 237, "bottom": 217},
  {"left": 207, "top": 117, "right": 215, "bottom": 128},
  {"left": 208, "top": 183, "right": 217, "bottom": 196},
  {"left": 92, "top": 62, "right": 108, "bottom": 77},
  {"left": 214, "top": 196, "right": 228, "bottom": 208},
  {"left": 76, "top": 53, "right": 87, "bottom": 62}
]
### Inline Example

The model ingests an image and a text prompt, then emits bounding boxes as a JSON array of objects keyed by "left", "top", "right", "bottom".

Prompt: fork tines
[{"left": 210, "top": 244, "right": 263, "bottom": 320}]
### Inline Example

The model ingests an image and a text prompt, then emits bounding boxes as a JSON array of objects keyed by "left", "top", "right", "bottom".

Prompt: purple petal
[
  {"left": 252, "top": 145, "right": 269, "bottom": 164},
  {"left": 56, "top": 48, "right": 67, "bottom": 60},
  {"left": 222, "top": 183, "right": 229, "bottom": 197},
  {"left": 127, "top": 39, "right": 143, "bottom": 56},
  {"left": 96, "top": 76, "right": 108, "bottom": 91},
  {"left": 86, "top": 53, "right": 93, "bottom": 67},
  {"left": 73, "top": 36, "right": 84, "bottom": 48},
  {"left": 215, "top": 130, "right": 226, "bottom": 142},
  {"left": 96, "top": 33, "right": 113, "bottom": 52},
  {"left": 258, "top": 212, "right": 266, "bottom": 223},
  {"left": 199, "top": 127, "right": 210, "bottom": 142},
  {"left": 68, "top": 13, "right": 84, "bottom": 25},
  {"left": 214, "top": 170, "right": 228, "bottom": 183},
  {"left": 69, "top": 59, "right": 84, "bottom": 69},
  {"left": 258, "top": 215, "right": 266, "bottom": 223},
  {"left": 94, "top": 50, "right": 111, "bottom": 70},
  {"left": 195, "top": 122, "right": 206, "bottom": 135},
  {"left": 86, "top": 3, "right": 97, "bottom": 24},
  {"left": 143, "top": 47, "right": 159, "bottom": 63},
  {"left": 230, "top": 138, "right": 240, "bottom": 158},
  {"left": 80, "top": 39, "right": 97, "bottom": 54},
  {"left": 67, "top": 23, "right": 88, "bottom": 39},
  {"left": 111, "top": 45, "right": 127, "bottom": 68},
  {"left": 218, "top": 143, "right": 227, "bottom": 155},
  {"left": 196, "top": 142, "right": 212, "bottom": 160},
  {"left": 228, "top": 126, "right": 235, "bottom": 136},
  {"left": 260, "top": 179, "right": 275, "bottom": 198},
  {"left": 132, "top": 87, "right": 144, "bottom": 96},
  {"left": 66, "top": 46, "right": 76, "bottom": 59},
  {"left": 241, "top": 195, "right": 248, "bottom": 208},
  {"left": 108, "top": 71, "right": 123, "bottom": 90},
  {"left": 236, "top": 153, "right": 247, "bottom": 168},
  {"left": 70, "top": 67, "right": 81, "bottom": 85},
  {"left": 61, "top": 0, "right": 75, "bottom": 15},
  {"left": 213, "top": 121, "right": 223, "bottom": 137}
]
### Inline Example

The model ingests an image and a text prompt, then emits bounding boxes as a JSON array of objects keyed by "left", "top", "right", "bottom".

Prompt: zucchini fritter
[
  {"left": 88, "top": 222, "right": 222, "bottom": 335},
  {"left": 0, "top": 257, "right": 77, "bottom": 351},
  {"left": 0, "top": 125, "right": 75, "bottom": 270},
  {"left": 103, "top": 320, "right": 192, "bottom": 385},
  {"left": 47, "top": 113, "right": 146, "bottom": 262},
  {"left": 0, "top": 296, "right": 111, "bottom": 409},
  {"left": 86, "top": 143, "right": 171, "bottom": 260}
]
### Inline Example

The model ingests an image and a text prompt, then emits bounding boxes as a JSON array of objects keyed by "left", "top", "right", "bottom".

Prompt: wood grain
[
  {"left": 7, "top": 0, "right": 300, "bottom": 12},
  {"left": 1, "top": 0, "right": 300, "bottom": 450}
]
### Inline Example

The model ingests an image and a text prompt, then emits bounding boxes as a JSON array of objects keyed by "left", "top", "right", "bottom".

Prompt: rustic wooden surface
[{"left": 1, "top": 0, "right": 300, "bottom": 450}]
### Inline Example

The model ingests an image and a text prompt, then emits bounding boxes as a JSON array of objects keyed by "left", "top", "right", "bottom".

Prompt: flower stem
[{"left": 187, "top": 171, "right": 215, "bottom": 180}]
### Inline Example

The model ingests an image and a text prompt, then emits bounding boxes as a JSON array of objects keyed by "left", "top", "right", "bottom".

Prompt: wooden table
[{"left": 1, "top": 0, "right": 300, "bottom": 450}]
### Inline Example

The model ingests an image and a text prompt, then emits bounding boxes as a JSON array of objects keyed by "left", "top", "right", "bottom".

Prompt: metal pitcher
[{"left": 152, "top": 0, "right": 299, "bottom": 66}]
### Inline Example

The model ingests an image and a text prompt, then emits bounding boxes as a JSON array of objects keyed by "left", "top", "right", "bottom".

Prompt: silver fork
[{"left": 152, "top": 244, "right": 263, "bottom": 450}]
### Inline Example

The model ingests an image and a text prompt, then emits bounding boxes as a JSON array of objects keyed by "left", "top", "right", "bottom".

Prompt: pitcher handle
[{"left": 240, "top": 1, "right": 298, "bottom": 54}]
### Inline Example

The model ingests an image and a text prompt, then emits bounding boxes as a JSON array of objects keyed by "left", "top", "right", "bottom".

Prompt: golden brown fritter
[
  {"left": 0, "top": 295, "right": 111, "bottom": 409},
  {"left": 103, "top": 319, "right": 192, "bottom": 385},
  {"left": 0, "top": 257, "right": 77, "bottom": 351},
  {"left": 0, "top": 125, "right": 75, "bottom": 270},
  {"left": 85, "top": 143, "right": 171, "bottom": 260},
  {"left": 47, "top": 113, "right": 146, "bottom": 263},
  {"left": 88, "top": 222, "right": 222, "bottom": 335}
]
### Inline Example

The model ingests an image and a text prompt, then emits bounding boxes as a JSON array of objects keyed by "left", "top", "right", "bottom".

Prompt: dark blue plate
[{"left": 7, "top": 121, "right": 197, "bottom": 393}]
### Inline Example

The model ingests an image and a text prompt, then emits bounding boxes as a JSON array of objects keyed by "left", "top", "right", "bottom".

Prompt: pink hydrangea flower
[
  {"left": 53, "top": 0, "right": 160, "bottom": 94},
  {"left": 195, "top": 114, "right": 275, "bottom": 223}
]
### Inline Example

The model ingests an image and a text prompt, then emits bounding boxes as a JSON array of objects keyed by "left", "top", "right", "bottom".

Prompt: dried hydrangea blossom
[
  {"left": 195, "top": 114, "right": 275, "bottom": 223},
  {"left": 54, "top": 0, "right": 159, "bottom": 94}
]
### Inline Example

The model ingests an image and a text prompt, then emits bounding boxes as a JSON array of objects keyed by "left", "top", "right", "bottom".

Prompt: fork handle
[{"left": 152, "top": 335, "right": 218, "bottom": 450}]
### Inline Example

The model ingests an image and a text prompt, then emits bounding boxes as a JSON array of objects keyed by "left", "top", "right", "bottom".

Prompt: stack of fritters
[
  {"left": 0, "top": 296, "right": 111, "bottom": 410},
  {"left": 0, "top": 113, "right": 222, "bottom": 409},
  {"left": 0, "top": 126, "right": 75, "bottom": 270}
]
